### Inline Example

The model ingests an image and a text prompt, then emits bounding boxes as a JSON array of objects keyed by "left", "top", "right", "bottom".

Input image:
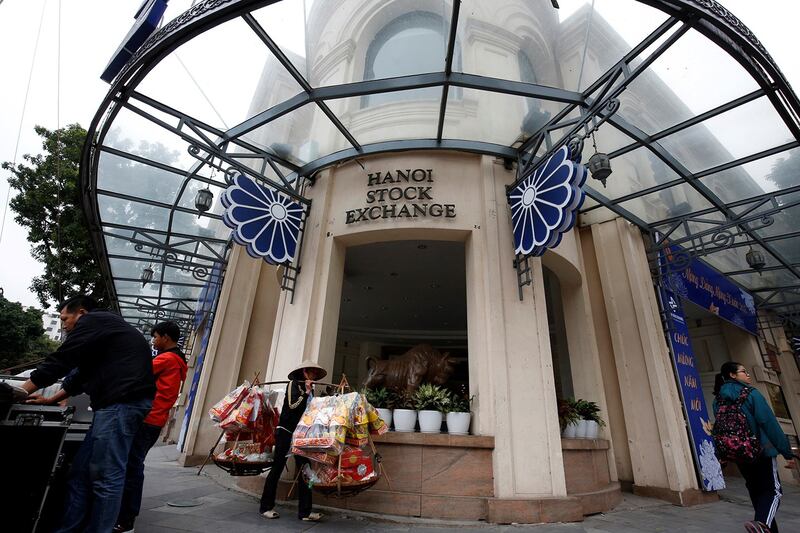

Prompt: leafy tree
[
  {"left": 2, "top": 124, "right": 107, "bottom": 308},
  {"left": 767, "top": 150, "right": 800, "bottom": 190},
  {"left": 0, "top": 294, "right": 56, "bottom": 372}
]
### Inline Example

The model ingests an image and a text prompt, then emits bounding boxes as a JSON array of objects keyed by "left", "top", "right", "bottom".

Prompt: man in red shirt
[{"left": 114, "top": 321, "right": 187, "bottom": 533}]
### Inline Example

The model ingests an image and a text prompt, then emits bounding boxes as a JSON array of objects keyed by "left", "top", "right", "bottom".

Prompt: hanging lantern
[
  {"left": 195, "top": 187, "right": 214, "bottom": 214},
  {"left": 141, "top": 264, "right": 154, "bottom": 286},
  {"left": 745, "top": 246, "right": 766, "bottom": 273},
  {"left": 587, "top": 132, "right": 612, "bottom": 187},
  {"left": 588, "top": 152, "right": 612, "bottom": 187}
]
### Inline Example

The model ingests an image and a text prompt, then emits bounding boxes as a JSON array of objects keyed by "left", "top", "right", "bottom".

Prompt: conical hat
[{"left": 287, "top": 360, "right": 327, "bottom": 380}]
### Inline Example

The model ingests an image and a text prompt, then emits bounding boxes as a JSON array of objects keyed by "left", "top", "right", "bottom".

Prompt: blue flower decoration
[
  {"left": 221, "top": 174, "right": 306, "bottom": 265},
  {"left": 508, "top": 145, "right": 587, "bottom": 256}
]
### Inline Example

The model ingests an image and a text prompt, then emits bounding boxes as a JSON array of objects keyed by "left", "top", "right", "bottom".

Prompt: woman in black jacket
[{"left": 259, "top": 361, "right": 327, "bottom": 521}]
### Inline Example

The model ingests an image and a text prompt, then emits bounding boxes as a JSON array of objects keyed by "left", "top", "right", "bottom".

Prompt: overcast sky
[{"left": 0, "top": 0, "right": 798, "bottom": 310}]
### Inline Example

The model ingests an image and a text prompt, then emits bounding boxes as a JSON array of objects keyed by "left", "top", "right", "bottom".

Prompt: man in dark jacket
[
  {"left": 114, "top": 321, "right": 188, "bottom": 533},
  {"left": 21, "top": 295, "right": 155, "bottom": 533}
]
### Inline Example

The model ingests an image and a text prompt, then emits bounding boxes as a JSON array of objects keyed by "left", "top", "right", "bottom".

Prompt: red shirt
[{"left": 144, "top": 350, "right": 188, "bottom": 427}]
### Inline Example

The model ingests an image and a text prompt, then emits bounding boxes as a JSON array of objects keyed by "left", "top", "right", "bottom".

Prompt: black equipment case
[{"left": 0, "top": 405, "right": 74, "bottom": 533}]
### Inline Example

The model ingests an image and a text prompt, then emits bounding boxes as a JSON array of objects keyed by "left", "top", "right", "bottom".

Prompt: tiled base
[
  {"left": 633, "top": 484, "right": 719, "bottom": 506},
  {"left": 487, "top": 496, "right": 583, "bottom": 524}
]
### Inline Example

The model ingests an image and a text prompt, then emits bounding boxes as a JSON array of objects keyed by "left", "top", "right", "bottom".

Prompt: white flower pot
[
  {"left": 376, "top": 408, "right": 392, "bottom": 430},
  {"left": 576, "top": 419, "right": 590, "bottom": 438},
  {"left": 392, "top": 408, "right": 417, "bottom": 432},
  {"left": 418, "top": 410, "right": 443, "bottom": 433},
  {"left": 446, "top": 412, "right": 471, "bottom": 435},
  {"left": 585, "top": 420, "right": 599, "bottom": 439},
  {"left": 562, "top": 421, "right": 579, "bottom": 438}
]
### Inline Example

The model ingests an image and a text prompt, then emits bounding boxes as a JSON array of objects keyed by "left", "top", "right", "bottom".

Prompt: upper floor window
[{"left": 363, "top": 12, "right": 450, "bottom": 107}]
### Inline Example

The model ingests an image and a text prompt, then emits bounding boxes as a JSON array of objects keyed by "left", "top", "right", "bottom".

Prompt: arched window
[
  {"left": 518, "top": 50, "right": 550, "bottom": 136},
  {"left": 363, "top": 12, "right": 450, "bottom": 107}
]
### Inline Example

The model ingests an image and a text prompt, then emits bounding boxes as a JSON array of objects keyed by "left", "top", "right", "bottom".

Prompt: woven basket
[
  {"left": 311, "top": 475, "right": 381, "bottom": 497},
  {"left": 212, "top": 457, "right": 272, "bottom": 476}
]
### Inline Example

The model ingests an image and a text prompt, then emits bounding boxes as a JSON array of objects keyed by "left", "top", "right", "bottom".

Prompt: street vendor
[{"left": 259, "top": 360, "right": 327, "bottom": 522}]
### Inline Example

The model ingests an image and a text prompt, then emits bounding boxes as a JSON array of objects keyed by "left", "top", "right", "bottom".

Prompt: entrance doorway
[{"left": 332, "top": 240, "right": 468, "bottom": 392}]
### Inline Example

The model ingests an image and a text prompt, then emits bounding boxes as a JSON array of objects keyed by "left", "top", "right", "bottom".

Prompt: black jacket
[
  {"left": 277, "top": 380, "right": 309, "bottom": 432},
  {"left": 30, "top": 310, "right": 155, "bottom": 409}
]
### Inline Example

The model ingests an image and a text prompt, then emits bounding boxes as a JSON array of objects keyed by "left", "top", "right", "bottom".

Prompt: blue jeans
[
  {"left": 54, "top": 397, "right": 152, "bottom": 533},
  {"left": 117, "top": 422, "right": 163, "bottom": 525}
]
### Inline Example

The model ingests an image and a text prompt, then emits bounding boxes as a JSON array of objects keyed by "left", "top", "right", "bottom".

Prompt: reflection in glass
[{"left": 363, "top": 11, "right": 448, "bottom": 107}]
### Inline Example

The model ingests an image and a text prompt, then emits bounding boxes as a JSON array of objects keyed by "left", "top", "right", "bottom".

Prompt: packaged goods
[{"left": 209, "top": 382, "right": 250, "bottom": 422}]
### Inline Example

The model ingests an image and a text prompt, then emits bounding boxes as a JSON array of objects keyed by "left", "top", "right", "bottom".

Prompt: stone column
[
  {"left": 179, "top": 247, "right": 279, "bottom": 464},
  {"left": 590, "top": 218, "right": 703, "bottom": 504},
  {"left": 474, "top": 158, "right": 578, "bottom": 522}
]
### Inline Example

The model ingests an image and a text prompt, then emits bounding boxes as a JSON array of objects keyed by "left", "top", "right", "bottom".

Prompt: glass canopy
[{"left": 81, "top": 0, "right": 800, "bottom": 336}]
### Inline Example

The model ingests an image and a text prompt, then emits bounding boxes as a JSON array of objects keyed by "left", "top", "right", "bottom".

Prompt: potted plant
[
  {"left": 414, "top": 383, "right": 450, "bottom": 433},
  {"left": 575, "top": 399, "right": 604, "bottom": 439},
  {"left": 558, "top": 398, "right": 580, "bottom": 438},
  {"left": 363, "top": 387, "right": 394, "bottom": 430},
  {"left": 443, "top": 388, "right": 473, "bottom": 435},
  {"left": 392, "top": 390, "right": 417, "bottom": 432}
]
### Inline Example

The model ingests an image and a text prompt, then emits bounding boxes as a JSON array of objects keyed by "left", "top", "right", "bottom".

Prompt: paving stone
[{"left": 134, "top": 444, "right": 800, "bottom": 532}]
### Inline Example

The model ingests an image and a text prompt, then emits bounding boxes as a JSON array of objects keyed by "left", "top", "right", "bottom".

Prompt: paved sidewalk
[{"left": 136, "top": 445, "right": 800, "bottom": 532}]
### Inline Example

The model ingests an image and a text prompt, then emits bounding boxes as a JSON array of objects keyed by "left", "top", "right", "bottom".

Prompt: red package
[
  {"left": 209, "top": 383, "right": 249, "bottom": 422},
  {"left": 339, "top": 448, "right": 374, "bottom": 481}
]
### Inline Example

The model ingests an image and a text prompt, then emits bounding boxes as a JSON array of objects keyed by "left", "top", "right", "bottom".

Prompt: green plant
[
  {"left": 443, "top": 389, "right": 474, "bottom": 413},
  {"left": 558, "top": 398, "right": 580, "bottom": 430},
  {"left": 413, "top": 383, "right": 451, "bottom": 412},
  {"left": 574, "top": 399, "right": 605, "bottom": 426},
  {"left": 393, "top": 390, "right": 416, "bottom": 410},
  {"left": 362, "top": 387, "right": 392, "bottom": 409}
]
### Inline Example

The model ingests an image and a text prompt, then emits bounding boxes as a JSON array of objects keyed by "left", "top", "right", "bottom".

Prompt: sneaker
[
  {"left": 261, "top": 509, "right": 279, "bottom": 519},
  {"left": 112, "top": 522, "right": 135, "bottom": 533},
  {"left": 744, "top": 521, "right": 770, "bottom": 533},
  {"left": 300, "top": 512, "right": 323, "bottom": 522}
]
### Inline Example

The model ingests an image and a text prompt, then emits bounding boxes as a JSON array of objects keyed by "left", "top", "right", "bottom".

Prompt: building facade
[{"left": 161, "top": 0, "right": 800, "bottom": 523}]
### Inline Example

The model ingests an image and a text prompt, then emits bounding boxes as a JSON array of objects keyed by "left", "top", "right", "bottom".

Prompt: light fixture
[
  {"left": 745, "top": 246, "right": 766, "bottom": 274},
  {"left": 195, "top": 186, "right": 213, "bottom": 215},
  {"left": 587, "top": 132, "right": 612, "bottom": 187},
  {"left": 141, "top": 264, "right": 154, "bottom": 287}
]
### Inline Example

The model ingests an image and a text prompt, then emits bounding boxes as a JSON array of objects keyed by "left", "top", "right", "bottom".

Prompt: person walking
[
  {"left": 713, "top": 361, "right": 796, "bottom": 533},
  {"left": 259, "top": 361, "right": 327, "bottom": 521},
  {"left": 114, "top": 321, "right": 188, "bottom": 533},
  {"left": 21, "top": 295, "right": 155, "bottom": 533}
]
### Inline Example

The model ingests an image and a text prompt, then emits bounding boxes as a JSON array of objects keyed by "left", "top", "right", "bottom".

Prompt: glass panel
[
  {"left": 600, "top": 146, "right": 683, "bottom": 202},
  {"left": 769, "top": 235, "right": 800, "bottom": 264},
  {"left": 326, "top": 88, "right": 439, "bottom": 144},
  {"left": 257, "top": 0, "right": 451, "bottom": 88},
  {"left": 112, "top": 280, "right": 162, "bottom": 299},
  {"left": 98, "top": 151, "right": 186, "bottom": 206},
  {"left": 726, "top": 269, "right": 797, "bottom": 291},
  {"left": 241, "top": 103, "right": 351, "bottom": 163},
  {"left": 578, "top": 124, "right": 635, "bottom": 166},
  {"left": 103, "top": 108, "right": 198, "bottom": 171},
  {"left": 457, "top": 0, "right": 667, "bottom": 91},
  {"left": 702, "top": 243, "right": 784, "bottom": 283},
  {"left": 171, "top": 212, "right": 231, "bottom": 241},
  {"left": 137, "top": 17, "right": 303, "bottom": 129},
  {"left": 697, "top": 149, "right": 800, "bottom": 204},
  {"left": 657, "top": 97, "right": 795, "bottom": 174},
  {"left": 442, "top": 88, "right": 569, "bottom": 146},
  {"left": 109, "top": 257, "right": 152, "bottom": 280},
  {"left": 617, "top": 29, "right": 759, "bottom": 136},
  {"left": 98, "top": 194, "right": 172, "bottom": 230},
  {"left": 616, "top": 183, "right": 713, "bottom": 224}
]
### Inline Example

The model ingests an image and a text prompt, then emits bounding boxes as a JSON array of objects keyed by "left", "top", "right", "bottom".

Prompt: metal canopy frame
[{"left": 80, "top": 0, "right": 800, "bottom": 336}]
